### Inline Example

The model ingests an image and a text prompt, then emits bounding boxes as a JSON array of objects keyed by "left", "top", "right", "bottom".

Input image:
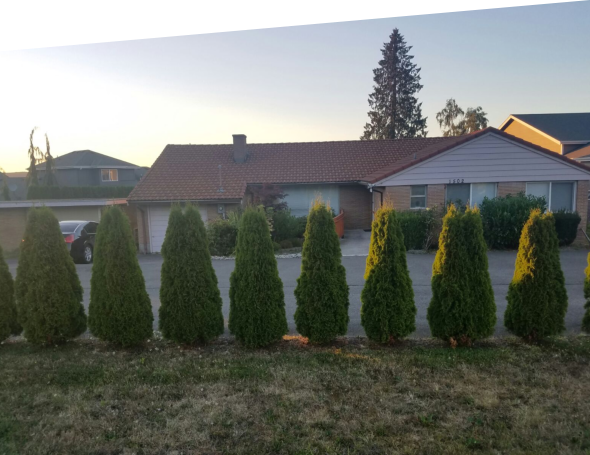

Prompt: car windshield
[{"left": 59, "top": 222, "right": 81, "bottom": 233}]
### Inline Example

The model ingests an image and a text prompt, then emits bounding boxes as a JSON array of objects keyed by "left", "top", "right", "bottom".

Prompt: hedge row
[{"left": 27, "top": 185, "right": 134, "bottom": 200}]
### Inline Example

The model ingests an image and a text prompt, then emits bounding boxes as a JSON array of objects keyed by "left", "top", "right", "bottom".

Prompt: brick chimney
[{"left": 232, "top": 134, "right": 248, "bottom": 163}]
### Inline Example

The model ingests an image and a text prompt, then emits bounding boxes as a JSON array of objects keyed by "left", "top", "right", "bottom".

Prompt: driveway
[{"left": 6, "top": 249, "right": 589, "bottom": 338}]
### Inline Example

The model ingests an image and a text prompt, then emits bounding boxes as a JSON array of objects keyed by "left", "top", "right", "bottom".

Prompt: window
[
  {"left": 526, "top": 181, "right": 575, "bottom": 212},
  {"left": 410, "top": 185, "right": 427, "bottom": 209},
  {"left": 446, "top": 184, "right": 470, "bottom": 206},
  {"left": 446, "top": 183, "right": 497, "bottom": 207},
  {"left": 471, "top": 183, "right": 497, "bottom": 207},
  {"left": 101, "top": 169, "right": 118, "bottom": 182}
]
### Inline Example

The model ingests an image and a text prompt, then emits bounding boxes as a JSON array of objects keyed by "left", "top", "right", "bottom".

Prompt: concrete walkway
[{"left": 340, "top": 229, "right": 371, "bottom": 256}]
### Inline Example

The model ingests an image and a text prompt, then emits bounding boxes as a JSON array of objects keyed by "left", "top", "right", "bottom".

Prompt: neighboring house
[
  {"left": 499, "top": 113, "right": 590, "bottom": 156},
  {"left": 0, "top": 172, "right": 27, "bottom": 201},
  {"left": 129, "top": 128, "right": 590, "bottom": 253},
  {"left": 35, "top": 150, "right": 148, "bottom": 187}
]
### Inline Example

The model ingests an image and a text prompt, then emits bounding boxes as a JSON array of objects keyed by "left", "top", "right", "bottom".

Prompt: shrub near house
[{"left": 0, "top": 244, "right": 20, "bottom": 342}]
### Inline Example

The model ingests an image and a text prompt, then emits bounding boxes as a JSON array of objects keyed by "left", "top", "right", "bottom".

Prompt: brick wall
[
  {"left": 497, "top": 182, "right": 526, "bottom": 197},
  {"left": 339, "top": 185, "right": 372, "bottom": 230},
  {"left": 135, "top": 206, "right": 149, "bottom": 254},
  {"left": 0, "top": 208, "right": 27, "bottom": 255},
  {"left": 383, "top": 184, "right": 444, "bottom": 211},
  {"left": 427, "top": 184, "right": 445, "bottom": 208}
]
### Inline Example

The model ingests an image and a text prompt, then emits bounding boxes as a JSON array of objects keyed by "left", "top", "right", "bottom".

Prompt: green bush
[
  {"left": 553, "top": 210, "right": 581, "bottom": 246},
  {"left": 427, "top": 205, "right": 496, "bottom": 346},
  {"left": 272, "top": 242, "right": 281, "bottom": 252},
  {"left": 279, "top": 240, "right": 293, "bottom": 249},
  {"left": 229, "top": 207, "right": 288, "bottom": 347},
  {"left": 479, "top": 193, "right": 546, "bottom": 249},
  {"left": 361, "top": 207, "right": 416, "bottom": 342},
  {"left": 27, "top": 185, "right": 134, "bottom": 200},
  {"left": 397, "top": 207, "right": 442, "bottom": 250},
  {"left": 88, "top": 206, "right": 153, "bottom": 346},
  {"left": 272, "top": 210, "right": 300, "bottom": 242},
  {"left": 290, "top": 238, "right": 303, "bottom": 248},
  {"left": 504, "top": 209, "right": 567, "bottom": 340},
  {"left": 15, "top": 207, "right": 86, "bottom": 344},
  {"left": 159, "top": 205, "right": 224, "bottom": 344},
  {"left": 295, "top": 216, "right": 308, "bottom": 238},
  {"left": 207, "top": 218, "right": 238, "bottom": 256},
  {"left": 0, "top": 244, "right": 20, "bottom": 342},
  {"left": 294, "top": 201, "right": 349, "bottom": 343},
  {"left": 583, "top": 252, "right": 590, "bottom": 334}
]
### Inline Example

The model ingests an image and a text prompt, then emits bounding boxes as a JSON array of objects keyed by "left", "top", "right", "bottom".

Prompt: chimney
[{"left": 232, "top": 134, "right": 248, "bottom": 163}]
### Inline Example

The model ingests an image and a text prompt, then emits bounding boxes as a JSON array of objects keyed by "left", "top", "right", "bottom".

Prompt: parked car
[{"left": 59, "top": 220, "right": 98, "bottom": 264}]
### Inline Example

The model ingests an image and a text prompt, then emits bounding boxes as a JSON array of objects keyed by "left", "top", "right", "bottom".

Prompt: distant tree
[
  {"left": 250, "top": 183, "right": 288, "bottom": 211},
  {"left": 15, "top": 207, "right": 86, "bottom": 344},
  {"left": 89, "top": 206, "right": 153, "bottom": 346},
  {"left": 43, "top": 134, "right": 58, "bottom": 187},
  {"left": 0, "top": 244, "right": 20, "bottom": 342},
  {"left": 26, "top": 128, "right": 42, "bottom": 187},
  {"left": 361, "top": 28, "right": 427, "bottom": 140},
  {"left": 436, "top": 99, "right": 488, "bottom": 136}
]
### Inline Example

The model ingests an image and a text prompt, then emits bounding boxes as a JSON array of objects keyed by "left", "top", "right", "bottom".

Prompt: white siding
[
  {"left": 379, "top": 134, "right": 590, "bottom": 186},
  {"left": 281, "top": 184, "right": 340, "bottom": 217},
  {"left": 148, "top": 205, "right": 208, "bottom": 253}
]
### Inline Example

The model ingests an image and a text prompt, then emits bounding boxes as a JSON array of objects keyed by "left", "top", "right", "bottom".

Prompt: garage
[{"left": 147, "top": 205, "right": 208, "bottom": 253}]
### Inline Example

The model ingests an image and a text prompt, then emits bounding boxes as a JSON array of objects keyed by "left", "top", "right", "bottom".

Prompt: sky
[{"left": 0, "top": 2, "right": 589, "bottom": 172}]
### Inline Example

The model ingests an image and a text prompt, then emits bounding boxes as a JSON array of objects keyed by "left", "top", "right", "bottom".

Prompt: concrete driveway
[{"left": 7, "top": 248, "right": 589, "bottom": 338}]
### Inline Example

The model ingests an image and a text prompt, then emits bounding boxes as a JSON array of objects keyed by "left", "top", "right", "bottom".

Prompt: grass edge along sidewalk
[{"left": 2, "top": 335, "right": 590, "bottom": 455}]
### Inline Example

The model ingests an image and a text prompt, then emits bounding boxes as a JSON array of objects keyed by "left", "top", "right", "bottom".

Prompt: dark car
[{"left": 60, "top": 221, "right": 98, "bottom": 264}]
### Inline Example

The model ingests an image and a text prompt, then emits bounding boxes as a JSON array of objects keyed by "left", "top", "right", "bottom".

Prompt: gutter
[{"left": 0, "top": 198, "right": 128, "bottom": 209}]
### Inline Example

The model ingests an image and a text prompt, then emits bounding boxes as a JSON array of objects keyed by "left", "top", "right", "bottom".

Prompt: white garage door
[{"left": 148, "top": 205, "right": 208, "bottom": 253}]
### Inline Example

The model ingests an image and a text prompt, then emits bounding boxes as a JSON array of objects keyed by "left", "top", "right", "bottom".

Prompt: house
[
  {"left": 499, "top": 113, "right": 590, "bottom": 156},
  {"left": 129, "top": 128, "right": 590, "bottom": 253},
  {"left": 0, "top": 172, "right": 28, "bottom": 201},
  {"left": 35, "top": 150, "right": 148, "bottom": 187}
]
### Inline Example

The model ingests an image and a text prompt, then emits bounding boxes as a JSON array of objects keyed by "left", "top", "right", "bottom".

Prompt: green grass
[{"left": 1, "top": 336, "right": 590, "bottom": 454}]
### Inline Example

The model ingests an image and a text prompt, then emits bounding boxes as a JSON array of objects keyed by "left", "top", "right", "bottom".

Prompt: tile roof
[
  {"left": 128, "top": 137, "right": 459, "bottom": 201},
  {"left": 505, "top": 113, "right": 590, "bottom": 142},
  {"left": 36, "top": 150, "right": 141, "bottom": 170}
]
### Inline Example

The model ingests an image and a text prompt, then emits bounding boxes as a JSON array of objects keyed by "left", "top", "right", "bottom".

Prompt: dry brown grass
[{"left": 1, "top": 336, "right": 590, "bottom": 454}]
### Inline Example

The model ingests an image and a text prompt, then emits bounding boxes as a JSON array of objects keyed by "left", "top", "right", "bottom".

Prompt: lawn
[{"left": 1, "top": 336, "right": 590, "bottom": 454}]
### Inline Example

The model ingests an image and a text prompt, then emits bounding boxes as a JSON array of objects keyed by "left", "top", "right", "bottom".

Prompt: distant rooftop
[
  {"left": 36, "top": 150, "right": 141, "bottom": 170},
  {"left": 502, "top": 113, "right": 590, "bottom": 142}
]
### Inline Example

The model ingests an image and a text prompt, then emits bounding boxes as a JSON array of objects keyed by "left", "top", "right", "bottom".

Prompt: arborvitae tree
[
  {"left": 427, "top": 205, "right": 496, "bottom": 346},
  {"left": 15, "top": 207, "right": 86, "bottom": 344},
  {"left": 229, "top": 207, "right": 287, "bottom": 347},
  {"left": 361, "top": 207, "right": 416, "bottom": 342},
  {"left": 583, "top": 252, "right": 590, "bottom": 333},
  {"left": 0, "top": 244, "right": 20, "bottom": 342},
  {"left": 505, "top": 209, "right": 567, "bottom": 340},
  {"left": 88, "top": 206, "right": 153, "bottom": 346},
  {"left": 159, "top": 204, "right": 224, "bottom": 343},
  {"left": 361, "top": 28, "right": 427, "bottom": 140},
  {"left": 294, "top": 200, "right": 349, "bottom": 343}
]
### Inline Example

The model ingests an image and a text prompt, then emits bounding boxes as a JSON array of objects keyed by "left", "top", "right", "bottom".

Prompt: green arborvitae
[
  {"left": 294, "top": 200, "right": 349, "bottom": 343},
  {"left": 361, "top": 207, "right": 416, "bottom": 342},
  {"left": 505, "top": 209, "right": 567, "bottom": 340},
  {"left": 427, "top": 205, "right": 496, "bottom": 345},
  {"left": 0, "top": 244, "right": 20, "bottom": 342},
  {"left": 583, "top": 253, "right": 590, "bottom": 333},
  {"left": 88, "top": 206, "right": 153, "bottom": 346},
  {"left": 228, "top": 207, "right": 288, "bottom": 347},
  {"left": 159, "top": 204, "right": 224, "bottom": 343},
  {"left": 14, "top": 207, "right": 86, "bottom": 344}
]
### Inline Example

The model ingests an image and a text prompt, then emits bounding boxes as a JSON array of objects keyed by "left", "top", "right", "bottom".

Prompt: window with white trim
[
  {"left": 101, "top": 169, "right": 119, "bottom": 182},
  {"left": 410, "top": 185, "right": 427, "bottom": 209},
  {"left": 446, "top": 183, "right": 497, "bottom": 207},
  {"left": 526, "top": 181, "right": 575, "bottom": 212}
]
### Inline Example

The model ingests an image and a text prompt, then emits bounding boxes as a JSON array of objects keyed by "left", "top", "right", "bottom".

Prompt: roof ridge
[{"left": 166, "top": 136, "right": 451, "bottom": 147}]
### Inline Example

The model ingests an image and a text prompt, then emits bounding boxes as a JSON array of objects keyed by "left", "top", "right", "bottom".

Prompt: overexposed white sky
[{"left": 1, "top": 2, "right": 589, "bottom": 172}]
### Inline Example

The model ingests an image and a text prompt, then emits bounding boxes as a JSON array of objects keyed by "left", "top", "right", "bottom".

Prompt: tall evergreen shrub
[
  {"left": 294, "top": 200, "right": 349, "bottom": 343},
  {"left": 427, "top": 205, "right": 496, "bottom": 345},
  {"left": 159, "top": 204, "right": 224, "bottom": 343},
  {"left": 583, "top": 252, "right": 590, "bottom": 333},
  {"left": 228, "top": 207, "right": 287, "bottom": 347},
  {"left": 15, "top": 207, "right": 86, "bottom": 344},
  {"left": 88, "top": 206, "right": 153, "bottom": 346},
  {"left": 0, "top": 244, "right": 20, "bottom": 342},
  {"left": 504, "top": 209, "right": 567, "bottom": 340},
  {"left": 361, "top": 207, "right": 415, "bottom": 342}
]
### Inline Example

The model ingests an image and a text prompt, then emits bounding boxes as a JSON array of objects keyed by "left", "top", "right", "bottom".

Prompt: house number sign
[{"left": 448, "top": 179, "right": 465, "bottom": 184}]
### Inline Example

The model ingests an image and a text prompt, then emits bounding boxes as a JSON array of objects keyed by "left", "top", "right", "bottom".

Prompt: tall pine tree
[
  {"left": 362, "top": 28, "right": 427, "bottom": 140},
  {"left": 0, "top": 244, "right": 20, "bottom": 342}
]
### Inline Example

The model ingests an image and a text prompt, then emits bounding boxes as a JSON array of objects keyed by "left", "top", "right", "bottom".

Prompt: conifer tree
[
  {"left": 159, "top": 204, "right": 224, "bottom": 343},
  {"left": 361, "top": 207, "right": 415, "bottom": 342},
  {"left": 505, "top": 209, "right": 567, "bottom": 340},
  {"left": 229, "top": 207, "right": 287, "bottom": 347},
  {"left": 0, "top": 244, "right": 20, "bottom": 342},
  {"left": 89, "top": 206, "right": 153, "bottom": 346},
  {"left": 15, "top": 207, "right": 86, "bottom": 344},
  {"left": 427, "top": 205, "right": 496, "bottom": 346},
  {"left": 361, "top": 28, "right": 427, "bottom": 139},
  {"left": 294, "top": 200, "right": 349, "bottom": 343},
  {"left": 583, "top": 252, "right": 590, "bottom": 333}
]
